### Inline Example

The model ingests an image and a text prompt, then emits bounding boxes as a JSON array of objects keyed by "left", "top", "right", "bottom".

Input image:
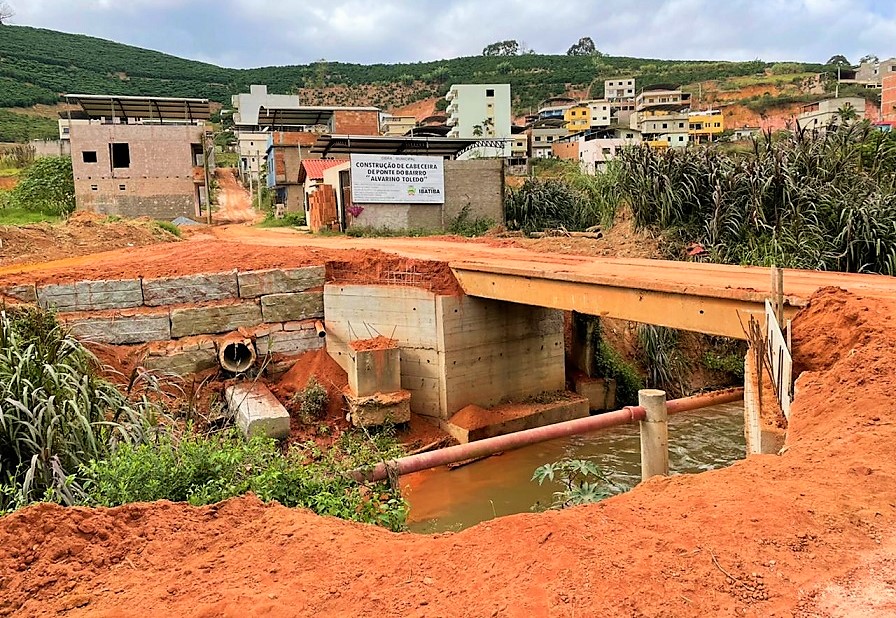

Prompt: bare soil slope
[{"left": 1, "top": 288, "right": 894, "bottom": 617}]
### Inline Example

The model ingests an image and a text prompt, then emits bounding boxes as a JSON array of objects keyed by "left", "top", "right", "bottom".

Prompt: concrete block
[
  {"left": 255, "top": 325, "right": 324, "bottom": 356},
  {"left": 348, "top": 344, "right": 401, "bottom": 398},
  {"left": 260, "top": 292, "right": 324, "bottom": 323},
  {"left": 445, "top": 395, "right": 589, "bottom": 443},
  {"left": 143, "top": 348, "right": 218, "bottom": 375},
  {"left": 226, "top": 383, "right": 291, "bottom": 440},
  {"left": 574, "top": 376, "right": 617, "bottom": 412},
  {"left": 170, "top": 302, "right": 262, "bottom": 338},
  {"left": 345, "top": 390, "right": 412, "bottom": 428},
  {"left": 66, "top": 313, "right": 171, "bottom": 345},
  {"left": 2, "top": 284, "right": 37, "bottom": 303},
  {"left": 238, "top": 267, "right": 325, "bottom": 298},
  {"left": 37, "top": 279, "right": 143, "bottom": 312},
  {"left": 143, "top": 271, "right": 239, "bottom": 306}
]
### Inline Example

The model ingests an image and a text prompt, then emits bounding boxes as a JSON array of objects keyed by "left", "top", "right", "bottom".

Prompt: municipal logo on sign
[{"left": 407, "top": 186, "right": 416, "bottom": 196}]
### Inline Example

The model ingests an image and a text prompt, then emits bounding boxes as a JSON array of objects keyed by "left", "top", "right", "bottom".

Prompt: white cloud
[{"left": 7, "top": 0, "right": 896, "bottom": 67}]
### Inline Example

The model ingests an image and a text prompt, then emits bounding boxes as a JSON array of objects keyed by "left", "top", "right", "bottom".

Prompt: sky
[{"left": 6, "top": 0, "right": 896, "bottom": 68}]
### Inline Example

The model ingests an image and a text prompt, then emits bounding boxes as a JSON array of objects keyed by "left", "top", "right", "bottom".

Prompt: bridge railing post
[{"left": 639, "top": 389, "right": 668, "bottom": 481}]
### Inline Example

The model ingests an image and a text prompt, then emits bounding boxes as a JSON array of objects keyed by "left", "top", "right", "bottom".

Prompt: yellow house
[
  {"left": 689, "top": 110, "right": 725, "bottom": 142},
  {"left": 564, "top": 104, "right": 591, "bottom": 134}
]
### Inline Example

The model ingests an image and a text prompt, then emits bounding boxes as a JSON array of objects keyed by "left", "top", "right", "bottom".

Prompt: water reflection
[{"left": 404, "top": 403, "right": 745, "bottom": 533}]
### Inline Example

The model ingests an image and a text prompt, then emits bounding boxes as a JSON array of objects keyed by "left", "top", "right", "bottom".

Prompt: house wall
[
  {"left": 446, "top": 84, "right": 513, "bottom": 156},
  {"left": 883, "top": 74, "right": 896, "bottom": 123},
  {"left": 346, "top": 159, "right": 504, "bottom": 231},
  {"left": 605, "top": 78, "right": 635, "bottom": 100},
  {"left": 333, "top": 110, "right": 381, "bottom": 135},
  {"left": 552, "top": 141, "right": 579, "bottom": 161},
  {"left": 71, "top": 123, "right": 203, "bottom": 220}
]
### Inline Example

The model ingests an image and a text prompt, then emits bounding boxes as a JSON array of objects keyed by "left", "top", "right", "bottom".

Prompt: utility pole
[{"left": 202, "top": 130, "right": 213, "bottom": 225}]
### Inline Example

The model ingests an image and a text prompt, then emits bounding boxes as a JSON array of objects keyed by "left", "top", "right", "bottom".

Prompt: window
[
  {"left": 62, "top": 127, "right": 70, "bottom": 135},
  {"left": 119, "top": 184, "right": 126, "bottom": 191},
  {"left": 90, "top": 184, "right": 98, "bottom": 191},
  {"left": 82, "top": 151, "right": 97, "bottom": 163},
  {"left": 534, "top": 136, "right": 542, "bottom": 142},
  {"left": 602, "top": 147, "right": 612, "bottom": 155},
  {"left": 678, "top": 136, "right": 684, "bottom": 141},
  {"left": 714, "top": 122, "right": 721, "bottom": 128},
  {"left": 662, "top": 123, "right": 668, "bottom": 129},
  {"left": 486, "top": 88, "right": 495, "bottom": 97},
  {"left": 679, "top": 123, "right": 685, "bottom": 128},
  {"left": 110, "top": 143, "right": 130, "bottom": 168}
]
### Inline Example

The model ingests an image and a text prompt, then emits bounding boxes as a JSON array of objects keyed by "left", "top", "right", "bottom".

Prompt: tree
[
  {"left": 482, "top": 40, "right": 521, "bottom": 57},
  {"left": 859, "top": 54, "right": 879, "bottom": 65},
  {"left": 567, "top": 36, "right": 598, "bottom": 56},
  {"left": 0, "top": 2, "right": 13, "bottom": 25},
  {"left": 826, "top": 54, "right": 851, "bottom": 66}
]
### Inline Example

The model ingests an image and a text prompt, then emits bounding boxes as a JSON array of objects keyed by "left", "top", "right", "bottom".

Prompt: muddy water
[{"left": 403, "top": 402, "right": 745, "bottom": 533}]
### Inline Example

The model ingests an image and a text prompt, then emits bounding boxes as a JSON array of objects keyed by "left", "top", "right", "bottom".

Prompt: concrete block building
[
  {"left": 883, "top": 74, "right": 896, "bottom": 124},
  {"left": 796, "top": 97, "right": 866, "bottom": 131},
  {"left": 446, "top": 84, "right": 512, "bottom": 157},
  {"left": 65, "top": 94, "right": 211, "bottom": 220}
]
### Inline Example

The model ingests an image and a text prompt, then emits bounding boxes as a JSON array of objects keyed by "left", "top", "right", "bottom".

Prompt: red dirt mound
[
  {"left": 349, "top": 336, "right": 397, "bottom": 351},
  {"left": 2, "top": 288, "right": 896, "bottom": 617}
]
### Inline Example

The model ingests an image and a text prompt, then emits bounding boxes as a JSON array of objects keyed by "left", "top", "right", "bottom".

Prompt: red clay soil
[
  {"left": 2, "top": 287, "right": 896, "bottom": 616},
  {"left": 0, "top": 212, "right": 179, "bottom": 267},
  {"left": 0, "top": 240, "right": 462, "bottom": 296},
  {"left": 349, "top": 336, "right": 398, "bottom": 352},
  {"left": 271, "top": 348, "right": 351, "bottom": 445}
]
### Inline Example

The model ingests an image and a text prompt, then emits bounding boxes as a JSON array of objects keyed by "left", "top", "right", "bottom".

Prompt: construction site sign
[{"left": 350, "top": 154, "right": 445, "bottom": 204}]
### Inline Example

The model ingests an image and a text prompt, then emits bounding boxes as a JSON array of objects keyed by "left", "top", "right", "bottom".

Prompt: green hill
[{"left": 0, "top": 24, "right": 836, "bottom": 142}]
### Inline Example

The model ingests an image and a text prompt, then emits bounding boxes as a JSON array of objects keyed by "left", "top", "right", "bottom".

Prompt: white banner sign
[{"left": 350, "top": 154, "right": 445, "bottom": 204}]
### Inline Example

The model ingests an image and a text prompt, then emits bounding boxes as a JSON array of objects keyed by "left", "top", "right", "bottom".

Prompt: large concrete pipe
[
  {"left": 351, "top": 387, "right": 744, "bottom": 483},
  {"left": 218, "top": 335, "right": 257, "bottom": 374}
]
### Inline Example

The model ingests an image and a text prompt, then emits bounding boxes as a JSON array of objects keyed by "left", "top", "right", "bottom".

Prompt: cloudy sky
[{"left": 7, "top": 0, "right": 896, "bottom": 68}]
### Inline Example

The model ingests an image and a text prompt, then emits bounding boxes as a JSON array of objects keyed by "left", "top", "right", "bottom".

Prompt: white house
[{"left": 446, "top": 84, "right": 512, "bottom": 158}]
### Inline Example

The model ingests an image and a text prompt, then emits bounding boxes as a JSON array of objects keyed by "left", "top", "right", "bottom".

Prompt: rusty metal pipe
[{"left": 352, "top": 388, "right": 745, "bottom": 483}]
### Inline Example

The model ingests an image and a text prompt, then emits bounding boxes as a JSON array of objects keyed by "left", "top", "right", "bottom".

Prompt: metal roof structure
[
  {"left": 253, "top": 105, "right": 380, "bottom": 128},
  {"left": 310, "top": 135, "right": 503, "bottom": 159},
  {"left": 64, "top": 94, "right": 211, "bottom": 121}
]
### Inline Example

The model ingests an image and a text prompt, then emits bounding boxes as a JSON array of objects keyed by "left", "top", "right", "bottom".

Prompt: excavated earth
[{"left": 1, "top": 287, "right": 895, "bottom": 617}]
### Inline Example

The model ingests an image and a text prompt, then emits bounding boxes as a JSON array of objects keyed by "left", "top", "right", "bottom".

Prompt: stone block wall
[{"left": 1, "top": 266, "right": 326, "bottom": 376}]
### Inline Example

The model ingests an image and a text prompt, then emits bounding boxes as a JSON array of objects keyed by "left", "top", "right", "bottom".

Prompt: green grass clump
[
  {"left": 81, "top": 428, "right": 408, "bottom": 531},
  {"left": 154, "top": 220, "right": 182, "bottom": 237},
  {"left": 0, "top": 307, "right": 155, "bottom": 509},
  {"left": 258, "top": 211, "right": 306, "bottom": 228},
  {"left": 0, "top": 206, "right": 60, "bottom": 225}
]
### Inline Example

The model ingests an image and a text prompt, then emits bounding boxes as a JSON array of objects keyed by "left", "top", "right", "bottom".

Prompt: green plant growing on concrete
[
  {"left": 0, "top": 307, "right": 155, "bottom": 509},
  {"left": 293, "top": 378, "right": 328, "bottom": 424},
  {"left": 532, "top": 458, "right": 620, "bottom": 509},
  {"left": 448, "top": 204, "right": 494, "bottom": 237},
  {"left": 593, "top": 339, "right": 643, "bottom": 407}
]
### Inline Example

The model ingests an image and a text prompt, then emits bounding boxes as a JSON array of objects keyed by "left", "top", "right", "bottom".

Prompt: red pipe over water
[{"left": 353, "top": 388, "right": 744, "bottom": 483}]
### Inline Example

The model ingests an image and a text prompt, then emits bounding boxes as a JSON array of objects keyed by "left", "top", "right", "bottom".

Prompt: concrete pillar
[
  {"left": 639, "top": 389, "right": 668, "bottom": 480},
  {"left": 744, "top": 345, "right": 763, "bottom": 455},
  {"left": 570, "top": 312, "right": 599, "bottom": 377}
]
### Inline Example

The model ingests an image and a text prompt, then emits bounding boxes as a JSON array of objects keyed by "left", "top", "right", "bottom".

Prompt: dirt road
[
  {"left": 1, "top": 288, "right": 895, "bottom": 616},
  {"left": 213, "top": 168, "right": 262, "bottom": 225}
]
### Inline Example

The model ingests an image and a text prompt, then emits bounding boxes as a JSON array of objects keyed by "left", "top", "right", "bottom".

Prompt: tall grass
[
  {"left": 617, "top": 121, "right": 896, "bottom": 275},
  {"left": 505, "top": 160, "right": 621, "bottom": 233},
  {"left": 0, "top": 307, "right": 154, "bottom": 507}
]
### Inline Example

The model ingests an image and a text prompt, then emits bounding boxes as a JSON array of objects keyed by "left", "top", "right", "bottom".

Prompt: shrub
[
  {"left": 155, "top": 220, "right": 182, "bottom": 237},
  {"left": 0, "top": 307, "right": 154, "bottom": 508},
  {"left": 5, "top": 156, "right": 75, "bottom": 216},
  {"left": 532, "top": 458, "right": 622, "bottom": 509},
  {"left": 293, "top": 378, "right": 328, "bottom": 424},
  {"left": 637, "top": 325, "right": 686, "bottom": 395},
  {"left": 448, "top": 204, "right": 494, "bottom": 237},
  {"left": 81, "top": 429, "right": 408, "bottom": 531}
]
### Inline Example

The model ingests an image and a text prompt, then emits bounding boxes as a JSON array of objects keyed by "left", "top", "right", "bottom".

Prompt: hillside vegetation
[{"left": 0, "top": 25, "right": 839, "bottom": 122}]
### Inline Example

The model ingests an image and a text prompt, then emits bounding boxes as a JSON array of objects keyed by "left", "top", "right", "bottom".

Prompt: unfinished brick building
[{"left": 65, "top": 95, "right": 211, "bottom": 221}]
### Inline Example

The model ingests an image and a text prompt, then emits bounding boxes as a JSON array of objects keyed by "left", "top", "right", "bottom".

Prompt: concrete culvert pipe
[{"left": 218, "top": 336, "right": 257, "bottom": 374}]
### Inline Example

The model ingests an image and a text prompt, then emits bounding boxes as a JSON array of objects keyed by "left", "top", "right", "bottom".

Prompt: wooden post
[{"left": 639, "top": 388, "right": 668, "bottom": 480}]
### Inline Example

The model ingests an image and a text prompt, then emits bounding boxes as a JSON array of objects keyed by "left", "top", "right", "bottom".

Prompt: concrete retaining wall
[
  {"left": 324, "top": 284, "right": 565, "bottom": 420},
  {"left": 0, "top": 266, "right": 327, "bottom": 376}
]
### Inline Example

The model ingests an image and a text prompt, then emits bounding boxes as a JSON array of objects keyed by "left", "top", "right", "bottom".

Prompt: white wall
[{"left": 447, "top": 84, "right": 512, "bottom": 157}]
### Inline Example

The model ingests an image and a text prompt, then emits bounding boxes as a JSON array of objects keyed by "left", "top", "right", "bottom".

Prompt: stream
[{"left": 403, "top": 402, "right": 745, "bottom": 533}]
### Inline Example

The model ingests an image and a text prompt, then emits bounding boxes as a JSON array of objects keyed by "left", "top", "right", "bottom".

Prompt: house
[
  {"left": 537, "top": 96, "right": 577, "bottom": 120},
  {"left": 265, "top": 131, "right": 320, "bottom": 212},
  {"left": 446, "top": 84, "right": 512, "bottom": 157},
  {"left": 851, "top": 58, "right": 896, "bottom": 88},
  {"left": 529, "top": 118, "right": 568, "bottom": 158},
  {"left": 689, "top": 110, "right": 725, "bottom": 142},
  {"left": 605, "top": 78, "right": 636, "bottom": 101},
  {"left": 64, "top": 94, "right": 211, "bottom": 220},
  {"left": 298, "top": 158, "right": 349, "bottom": 222},
  {"left": 733, "top": 126, "right": 761, "bottom": 140},
  {"left": 796, "top": 97, "right": 866, "bottom": 130},
  {"left": 552, "top": 127, "right": 641, "bottom": 173},
  {"left": 381, "top": 115, "right": 418, "bottom": 136},
  {"left": 635, "top": 88, "right": 692, "bottom": 113},
  {"left": 565, "top": 100, "right": 613, "bottom": 133},
  {"left": 882, "top": 74, "right": 896, "bottom": 123},
  {"left": 638, "top": 110, "right": 690, "bottom": 149}
]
